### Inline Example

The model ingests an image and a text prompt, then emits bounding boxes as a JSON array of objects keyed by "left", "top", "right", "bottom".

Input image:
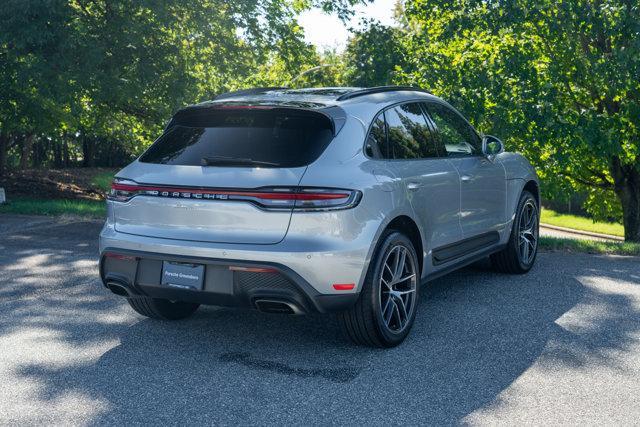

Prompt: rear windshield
[{"left": 139, "top": 110, "right": 334, "bottom": 168}]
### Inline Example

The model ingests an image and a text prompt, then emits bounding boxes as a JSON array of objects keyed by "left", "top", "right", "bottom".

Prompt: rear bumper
[
  {"left": 100, "top": 217, "right": 376, "bottom": 296},
  {"left": 99, "top": 247, "right": 360, "bottom": 314}
]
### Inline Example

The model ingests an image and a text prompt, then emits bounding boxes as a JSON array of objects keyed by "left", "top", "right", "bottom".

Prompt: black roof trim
[
  {"left": 336, "top": 85, "right": 431, "bottom": 101},
  {"left": 215, "top": 87, "right": 288, "bottom": 100}
]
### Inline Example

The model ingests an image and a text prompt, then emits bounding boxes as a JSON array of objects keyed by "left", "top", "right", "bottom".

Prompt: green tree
[
  {"left": 0, "top": 0, "right": 366, "bottom": 174},
  {"left": 401, "top": 0, "right": 640, "bottom": 241},
  {"left": 343, "top": 21, "right": 406, "bottom": 86}
]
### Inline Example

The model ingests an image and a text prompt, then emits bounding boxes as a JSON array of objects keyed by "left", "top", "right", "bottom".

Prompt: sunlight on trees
[{"left": 1, "top": 0, "right": 639, "bottom": 240}]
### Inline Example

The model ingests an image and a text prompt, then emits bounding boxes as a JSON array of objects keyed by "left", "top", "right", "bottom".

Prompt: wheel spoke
[
  {"left": 394, "top": 273, "right": 416, "bottom": 286},
  {"left": 394, "top": 249, "right": 406, "bottom": 281},
  {"left": 526, "top": 207, "right": 535, "bottom": 229},
  {"left": 392, "top": 301, "right": 402, "bottom": 327},
  {"left": 521, "top": 237, "right": 530, "bottom": 261},
  {"left": 389, "top": 247, "right": 399, "bottom": 277},
  {"left": 519, "top": 235, "right": 528, "bottom": 248},
  {"left": 394, "top": 294, "right": 408, "bottom": 324},
  {"left": 382, "top": 297, "right": 394, "bottom": 325},
  {"left": 384, "top": 262, "right": 393, "bottom": 278}
]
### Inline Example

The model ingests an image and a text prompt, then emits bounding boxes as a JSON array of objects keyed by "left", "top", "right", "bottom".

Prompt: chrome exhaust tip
[{"left": 106, "top": 281, "right": 134, "bottom": 297}]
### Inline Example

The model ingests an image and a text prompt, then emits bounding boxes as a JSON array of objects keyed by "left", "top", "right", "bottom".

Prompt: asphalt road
[{"left": 1, "top": 214, "right": 640, "bottom": 425}]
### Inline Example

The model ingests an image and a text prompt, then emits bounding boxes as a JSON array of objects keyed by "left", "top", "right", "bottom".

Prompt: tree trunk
[
  {"left": 63, "top": 139, "right": 70, "bottom": 167},
  {"left": 618, "top": 186, "right": 640, "bottom": 242},
  {"left": 19, "top": 133, "right": 35, "bottom": 169},
  {"left": 612, "top": 158, "right": 640, "bottom": 242},
  {"left": 0, "top": 133, "right": 8, "bottom": 177},
  {"left": 82, "top": 137, "right": 95, "bottom": 167},
  {"left": 32, "top": 137, "right": 47, "bottom": 168},
  {"left": 53, "top": 139, "right": 63, "bottom": 168}
]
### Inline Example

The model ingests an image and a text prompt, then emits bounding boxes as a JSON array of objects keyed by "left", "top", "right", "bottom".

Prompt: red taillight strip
[{"left": 110, "top": 183, "right": 349, "bottom": 201}]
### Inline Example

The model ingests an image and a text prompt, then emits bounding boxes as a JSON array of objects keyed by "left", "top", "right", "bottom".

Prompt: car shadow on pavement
[{"left": 2, "top": 220, "right": 639, "bottom": 424}]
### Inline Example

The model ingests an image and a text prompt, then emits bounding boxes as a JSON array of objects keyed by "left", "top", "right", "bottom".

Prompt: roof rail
[
  {"left": 336, "top": 85, "right": 431, "bottom": 101},
  {"left": 215, "top": 87, "right": 288, "bottom": 100}
]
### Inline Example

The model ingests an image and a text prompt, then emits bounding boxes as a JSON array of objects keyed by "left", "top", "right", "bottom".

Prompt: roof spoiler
[
  {"left": 167, "top": 103, "right": 347, "bottom": 136},
  {"left": 336, "top": 85, "right": 431, "bottom": 101},
  {"left": 214, "top": 87, "right": 288, "bottom": 100}
]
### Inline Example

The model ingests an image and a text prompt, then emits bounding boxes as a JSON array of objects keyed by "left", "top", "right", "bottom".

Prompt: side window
[
  {"left": 385, "top": 103, "right": 439, "bottom": 159},
  {"left": 365, "top": 112, "right": 391, "bottom": 159},
  {"left": 424, "top": 103, "right": 481, "bottom": 157}
]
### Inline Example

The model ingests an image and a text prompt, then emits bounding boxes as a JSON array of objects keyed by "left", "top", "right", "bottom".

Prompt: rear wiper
[{"left": 201, "top": 156, "right": 281, "bottom": 167}]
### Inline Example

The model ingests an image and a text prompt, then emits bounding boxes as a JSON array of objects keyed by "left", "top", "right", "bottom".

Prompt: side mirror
[{"left": 482, "top": 135, "right": 504, "bottom": 157}]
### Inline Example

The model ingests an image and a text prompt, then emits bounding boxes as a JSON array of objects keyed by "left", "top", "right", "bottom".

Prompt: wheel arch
[
  {"left": 384, "top": 215, "right": 424, "bottom": 275},
  {"left": 523, "top": 180, "right": 540, "bottom": 208},
  {"left": 502, "top": 178, "right": 541, "bottom": 245}
]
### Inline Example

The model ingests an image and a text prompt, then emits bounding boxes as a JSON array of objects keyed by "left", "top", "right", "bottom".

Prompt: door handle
[
  {"left": 461, "top": 175, "right": 472, "bottom": 183},
  {"left": 407, "top": 182, "right": 421, "bottom": 190}
]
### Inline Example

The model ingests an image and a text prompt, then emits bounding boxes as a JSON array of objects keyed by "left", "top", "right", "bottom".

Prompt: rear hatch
[{"left": 110, "top": 105, "right": 337, "bottom": 245}]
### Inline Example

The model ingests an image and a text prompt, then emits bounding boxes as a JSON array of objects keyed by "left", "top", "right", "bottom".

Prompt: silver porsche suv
[{"left": 99, "top": 86, "right": 539, "bottom": 347}]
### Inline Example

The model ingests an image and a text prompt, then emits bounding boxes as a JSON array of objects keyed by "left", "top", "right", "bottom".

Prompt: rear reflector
[
  {"left": 103, "top": 252, "right": 136, "bottom": 261},
  {"left": 333, "top": 283, "right": 355, "bottom": 291}
]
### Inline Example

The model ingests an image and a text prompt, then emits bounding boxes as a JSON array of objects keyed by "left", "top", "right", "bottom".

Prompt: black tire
[
  {"left": 127, "top": 296, "right": 200, "bottom": 320},
  {"left": 339, "top": 230, "right": 420, "bottom": 348},
  {"left": 491, "top": 190, "right": 539, "bottom": 274}
]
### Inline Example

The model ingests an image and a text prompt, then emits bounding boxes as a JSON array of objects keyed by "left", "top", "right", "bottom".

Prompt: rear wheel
[
  {"left": 339, "top": 231, "right": 420, "bottom": 347},
  {"left": 127, "top": 296, "right": 199, "bottom": 320},
  {"left": 491, "top": 190, "right": 539, "bottom": 274}
]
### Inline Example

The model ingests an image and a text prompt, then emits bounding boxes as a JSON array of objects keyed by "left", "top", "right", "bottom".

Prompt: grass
[
  {"left": 90, "top": 170, "right": 116, "bottom": 192},
  {"left": 541, "top": 208, "right": 624, "bottom": 237},
  {"left": 539, "top": 236, "right": 640, "bottom": 256},
  {"left": 0, "top": 198, "right": 106, "bottom": 218}
]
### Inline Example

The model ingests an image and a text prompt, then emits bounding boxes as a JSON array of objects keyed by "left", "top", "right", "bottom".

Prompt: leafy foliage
[
  {"left": 0, "top": 0, "right": 364, "bottom": 170},
  {"left": 342, "top": 20, "right": 406, "bottom": 86}
]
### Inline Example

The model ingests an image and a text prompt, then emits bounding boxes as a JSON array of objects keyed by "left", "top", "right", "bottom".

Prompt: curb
[{"left": 540, "top": 223, "right": 625, "bottom": 242}]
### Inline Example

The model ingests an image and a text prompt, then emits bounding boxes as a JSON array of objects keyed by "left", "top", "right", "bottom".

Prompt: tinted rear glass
[{"left": 139, "top": 110, "right": 334, "bottom": 168}]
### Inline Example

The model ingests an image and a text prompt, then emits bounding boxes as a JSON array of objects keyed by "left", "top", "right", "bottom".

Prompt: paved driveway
[{"left": 1, "top": 214, "right": 639, "bottom": 425}]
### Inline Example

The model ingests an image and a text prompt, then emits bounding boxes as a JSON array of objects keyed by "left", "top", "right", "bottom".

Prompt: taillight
[
  {"left": 107, "top": 180, "right": 361, "bottom": 211},
  {"left": 108, "top": 179, "right": 140, "bottom": 202}
]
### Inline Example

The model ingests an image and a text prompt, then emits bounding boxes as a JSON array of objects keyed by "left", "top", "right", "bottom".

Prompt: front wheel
[
  {"left": 339, "top": 231, "right": 420, "bottom": 347},
  {"left": 491, "top": 190, "right": 539, "bottom": 274}
]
